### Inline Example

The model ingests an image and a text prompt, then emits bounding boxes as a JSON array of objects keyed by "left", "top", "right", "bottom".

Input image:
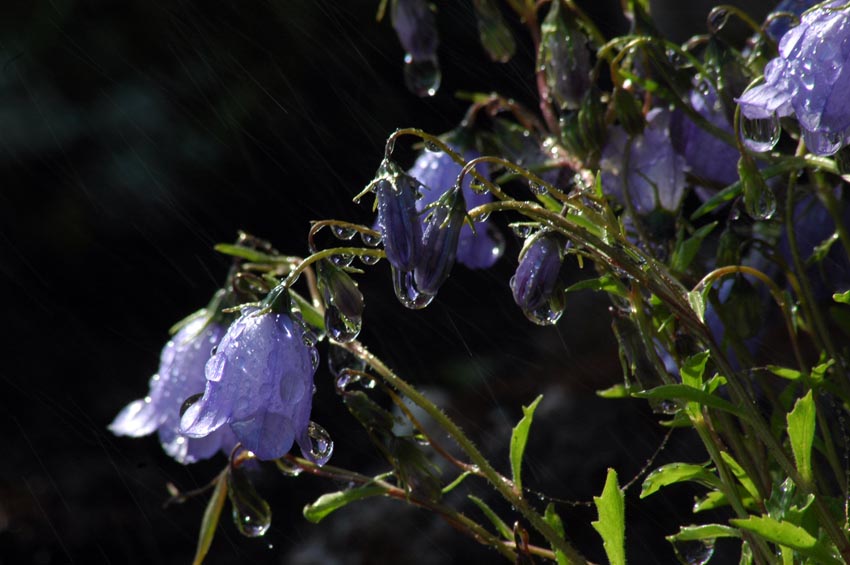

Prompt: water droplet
[
  {"left": 331, "top": 225, "right": 357, "bottom": 240},
  {"left": 424, "top": 140, "right": 441, "bottom": 152},
  {"left": 707, "top": 7, "right": 730, "bottom": 34},
  {"left": 522, "top": 302, "right": 564, "bottom": 325},
  {"left": 310, "top": 347, "right": 320, "bottom": 372},
  {"left": 359, "top": 254, "right": 381, "bottom": 266},
  {"left": 302, "top": 330, "right": 317, "bottom": 347},
  {"left": 672, "top": 539, "right": 715, "bottom": 565},
  {"left": 179, "top": 393, "right": 204, "bottom": 418},
  {"left": 802, "top": 128, "right": 844, "bottom": 156},
  {"left": 330, "top": 253, "right": 354, "bottom": 267},
  {"left": 527, "top": 180, "right": 547, "bottom": 195},
  {"left": 327, "top": 344, "right": 366, "bottom": 379},
  {"left": 742, "top": 177, "right": 776, "bottom": 220},
  {"left": 306, "top": 421, "right": 334, "bottom": 465},
  {"left": 276, "top": 458, "right": 303, "bottom": 477},
  {"left": 510, "top": 223, "right": 535, "bottom": 238},
  {"left": 665, "top": 47, "right": 688, "bottom": 69},
  {"left": 325, "top": 304, "right": 361, "bottom": 343},
  {"left": 210, "top": 345, "right": 218, "bottom": 356},
  {"left": 391, "top": 267, "right": 434, "bottom": 309},
  {"left": 360, "top": 231, "right": 382, "bottom": 246},
  {"left": 739, "top": 114, "right": 780, "bottom": 153},
  {"left": 476, "top": 211, "right": 491, "bottom": 222},
  {"left": 656, "top": 399, "right": 681, "bottom": 415},
  {"left": 335, "top": 368, "right": 359, "bottom": 392},
  {"left": 469, "top": 180, "right": 488, "bottom": 194},
  {"left": 403, "top": 54, "right": 441, "bottom": 97},
  {"left": 227, "top": 461, "right": 272, "bottom": 538}
]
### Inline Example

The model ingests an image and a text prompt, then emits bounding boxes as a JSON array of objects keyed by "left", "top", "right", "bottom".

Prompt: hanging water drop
[
  {"left": 403, "top": 54, "right": 441, "bottom": 97},
  {"left": 179, "top": 393, "right": 204, "bottom": 418},
  {"left": 706, "top": 7, "right": 730, "bottom": 34},
  {"left": 325, "top": 303, "right": 362, "bottom": 343},
  {"left": 360, "top": 231, "right": 383, "bottom": 247},
  {"left": 802, "top": 127, "right": 844, "bottom": 156},
  {"left": 527, "top": 180, "right": 547, "bottom": 195},
  {"left": 392, "top": 267, "right": 435, "bottom": 309},
  {"left": 306, "top": 421, "right": 334, "bottom": 465},
  {"left": 739, "top": 114, "right": 780, "bottom": 153},
  {"left": 276, "top": 458, "right": 303, "bottom": 477},
  {"left": 359, "top": 254, "right": 381, "bottom": 266},
  {"left": 227, "top": 454, "right": 272, "bottom": 538},
  {"left": 330, "top": 253, "right": 355, "bottom": 267},
  {"left": 424, "top": 140, "right": 441, "bottom": 152},
  {"left": 331, "top": 225, "right": 357, "bottom": 240},
  {"left": 672, "top": 539, "right": 715, "bottom": 565},
  {"left": 469, "top": 180, "right": 488, "bottom": 194},
  {"left": 665, "top": 47, "right": 688, "bottom": 69},
  {"left": 510, "top": 223, "right": 535, "bottom": 238},
  {"left": 310, "top": 347, "right": 320, "bottom": 372},
  {"left": 522, "top": 302, "right": 564, "bottom": 326}
]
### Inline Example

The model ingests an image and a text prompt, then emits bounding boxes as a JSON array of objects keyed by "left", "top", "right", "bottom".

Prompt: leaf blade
[
  {"left": 509, "top": 395, "right": 543, "bottom": 491},
  {"left": 592, "top": 468, "right": 626, "bottom": 565}
]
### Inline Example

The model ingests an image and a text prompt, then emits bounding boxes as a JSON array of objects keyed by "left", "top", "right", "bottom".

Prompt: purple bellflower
[
  {"left": 109, "top": 315, "right": 237, "bottom": 464},
  {"left": 414, "top": 188, "right": 467, "bottom": 295},
  {"left": 670, "top": 85, "right": 740, "bottom": 193},
  {"left": 737, "top": 1, "right": 850, "bottom": 155},
  {"left": 408, "top": 147, "right": 504, "bottom": 269},
  {"left": 600, "top": 108, "right": 687, "bottom": 215},
  {"left": 180, "top": 298, "right": 327, "bottom": 463},
  {"left": 510, "top": 232, "right": 565, "bottom": 325},
  {"left": 766, "top": 0, "right": 821, "bottom": 41},
  {"left": 392, "top": 0, "right": 440, "bottom": 96}
]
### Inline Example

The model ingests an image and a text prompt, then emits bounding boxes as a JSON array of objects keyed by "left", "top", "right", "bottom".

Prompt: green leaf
[
  {"left": 671, "top": 222, "right": 718, "bottom": 273},
  {"left": 192, "top": 472, "right": 228, "bottom": 565},
  {"left": 290, "top": 290, "right": 325, "bottom": 332},
  {"left": 693, "top": 490, "right": 728, "bottom": 513},
  {"left": 565, "top": 274, "right": 627, "bottom": 298},
  {"left": 468, "top": 495, "right": 513, "bottom": 540},
  {"left": 688, "top": 290, "right": 706, "bottom": 322},
  {"left": 730, "top": 516, "right": 843, "bottom": 565},
  {"left": 667, "top": 524, "right": 740, "bottom": 542},
  {"left": 787, "top": 390, "right": 816, "bottom": 484},
  {"left": 633, "top": 385, "right": 748, "bottom": 419},
  {"left": 767, "top": 365, "right": 804, "bottom": 381},
  {"left": 544, "top": 503, "right": 569, "bottom": 565},
  {"left": 596, "top": 383, "right": 632, "bottom": 399},
  {"left": 641, "top": 462, "right": 722, "bottom": 498},
  {"left": 441, "top": 471, "right": 473, "bottom": 495},
  {"left": 680, "top": 351, "right": 710, "bottom": 389},
  {"left": 509, "top": 395, "right": 543, "bottom": 492},
  {"left": 834, "top": 290, "right": 850, "bottom": 304},
  {"left": 303, "top": 485, "right": 385, "bottom": 523},
  {"left": 213, "top": 243, "right": 280, "bottom": 263},
  {"left": 592, "top": 468, "right": 626, "bottom": 565}
]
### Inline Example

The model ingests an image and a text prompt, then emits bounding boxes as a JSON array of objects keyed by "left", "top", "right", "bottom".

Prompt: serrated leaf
[
  {"left": 544, "top": 503, "right": 569, "bottom": 565},
  {"left": 671, "top": 222, "right": 718, "bottom": 273},
  {"left": 693, "top": 490, "right": 728, "bottom": 513},
  {"left": 641, "top": 462, "right": 722, "bottom": 498},
  {"left": 667, "top": 523, "right": 740, "bottom": 542},
  {"left": 787, "top": 390, "right": 816, "bottom": 484},
  {"left": 303, "top": 485, "right": 385, "bottom": 523},
  {"left": 730, "top": 516, "right": 843, "bottom": 565},
  {"left": 592, "top": 468, "right": 625, "bottom": 565},
  {"left": 633, "top": 384, "right": 748, "bottom": 419},
  {"left": 192, "top": 472, "right": 228, "bottom": 565},
  {"left": 468, "top": 495, "right": 513, "bottom": 540},
  {"left": 509, "top": 395, "right": 543, "bottom": 492},
  {"left": 680, "top": 351, "right": 710, "bottom": 388}
]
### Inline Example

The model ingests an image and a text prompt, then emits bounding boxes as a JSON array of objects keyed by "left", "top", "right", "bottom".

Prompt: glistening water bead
[{"left": 739, "top": 114, "right": 781, "bottom": 153}]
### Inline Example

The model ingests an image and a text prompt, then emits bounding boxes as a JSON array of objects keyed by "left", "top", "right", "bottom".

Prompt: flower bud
[
  {"left": 510, "top": 232, "right": 566, "bottom": 325},
  {"left": 414, "top": 188, "right": 466, "bottom": 295},
  {"left": 374, "top": 171, "right": 423, "bottom": 272},
  {"left": 317, "top": 259, "right": 364, "bottom": 342},
  {"left": 538, "top": 0, "right": 592, "bottom": 111}
]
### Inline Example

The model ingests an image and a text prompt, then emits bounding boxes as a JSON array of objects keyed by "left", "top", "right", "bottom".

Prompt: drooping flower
[
  {"left": 317, "top": 259, "right": 364, "bottom": 343},
  {"left": 510, "top": 232, "right": 566, "bottom": 325},
  {"left": 737, "top": 1, "right": 850, "bottom": 155},
  {"left": 600, "top": 108, "right": 687, "bottom": 215},
  {"left": 408, "top": 147, "right": 504, "bottom": 269},
  {"left": 109, "top": 314, "right": 237, "bottom": 464},
  {"left": 374, "top": 172, "right": 423, "bottom": 272},
  {"left": 180, "top": 295, "right": 327, "bottom": 463},
  {"left": 670, "top": 84, "right": 740, "bottom": 192},
  {"left": 538, "top": 0, "right": 592, "bottom": 110}
]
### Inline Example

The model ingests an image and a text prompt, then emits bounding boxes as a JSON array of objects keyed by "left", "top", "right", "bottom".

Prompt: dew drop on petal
[
  {"left": 739, "top": 114, "right": 780, "bottom": 152},
  {"left": 179, "top": 393, "right": 204, "bottom": 418}
]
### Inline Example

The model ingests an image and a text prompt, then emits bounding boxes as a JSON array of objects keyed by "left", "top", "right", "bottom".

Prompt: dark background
[{"left": 1, "top": 1, "right": 773, "bottom": 564}]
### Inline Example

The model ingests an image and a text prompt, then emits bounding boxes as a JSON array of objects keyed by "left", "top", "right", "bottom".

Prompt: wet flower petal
[{"left": 375, "top": 174, "right": 423, "bottom": 272}]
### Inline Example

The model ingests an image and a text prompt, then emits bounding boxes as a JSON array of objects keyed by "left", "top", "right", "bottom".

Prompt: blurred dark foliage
[{"left": 0, "top": 1, "right": 770, "bottom": 563}]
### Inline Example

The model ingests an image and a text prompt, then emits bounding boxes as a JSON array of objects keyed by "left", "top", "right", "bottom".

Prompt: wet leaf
[
  {"left": 592, "top": 468, "right": 625, "bottom": 565},
  {"left": 667, "top": 523, "right": 740, "bottom": 542},
  {"left": 641, "top": 462, "right": 721, "bottom": 498},
  {"left": 633, "top": 384, "right": 747, "bottom": 419},
  {"left": 730, "top": 516, "right": 843, "bottom": 565},
  {"left": 833, "top": 289, "right": 850, "bottom": 304},
  {"left": 509, "top": 395, "right": 543, "bottom": 491}
]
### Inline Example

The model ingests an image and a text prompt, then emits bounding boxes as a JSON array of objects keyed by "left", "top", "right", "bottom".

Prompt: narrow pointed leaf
[
  {"left": 667, "top": 524, "right": 740, "bottom": 542},
  {"left": 192, "top": 472, "right": 228, "bottom": 565},
  {"left": 720, "top": 451, "right": 760, "bottom": 500},
  {"left": 633, "top": 385, "right": 747, "bottom": 419},
  {"left": 468, "top": 495, "right": 513, "bottom": 540},
  {"left": 787, "top": 390, "right": 816, "bottom": 484},
  {"left": 544, "top": 503, "right": 570, "bottom": 565},
  {"left": 641, "top": 462, "right": 722, "bottom": 498},
  {"left": 592, "top": 468, "right": 625, "bottom": 565},
  {"left": 303, "top": 485, "right": 386, "bottom": 523},
  {"left": 509, "top": 395, "right": 543, "bottom": 491}
]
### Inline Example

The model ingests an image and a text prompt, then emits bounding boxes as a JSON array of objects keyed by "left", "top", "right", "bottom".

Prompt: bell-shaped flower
[
  {"left": 374, "top": 171, "right": 423, "bottom": 272},
  {"left": 510, "top": 232, "right": 566, "bottom": 325},
  {"left": 180, "top": 293, "right": 326, "bottom": 463},
  {"left": 600, "top": 108, "right": 687, "bottom": 215},
  {"left": 670, "top": 84, "right": 740, "bottom": 192},
  {"left": 408, "top": 146, "right": 504, "bottom": 269},
  {"left": 414, "top": 188, "right": 466, "bottom": 295},
  {"left": 317, "top": 259, "right": 364, "bottom": 343},
  {"left": 109, "top": 315, "right": 237, "bottom": 464},
  {"left": 737, "top": 1, "right": 850, "bottom": 155},
  {"left": 538, "top": 0, "right": 592, "bottom": 110}
]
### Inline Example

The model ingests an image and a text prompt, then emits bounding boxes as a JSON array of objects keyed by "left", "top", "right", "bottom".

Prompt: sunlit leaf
[
  {"left": 667, "top": 523, "right": 740, "bottom": 542},
  {"left": 787, "top": 390, "right": 816, "bottom": 485},
  {"left": 509, "top": 395, "right": 543, "bottom": 491},
  {"left": 468, "top": 495, "right": 513, "bottom": 540},
  {"left": 592, "top": 468, "right": 625, "bottom": 565},
  {"left": 303, "top": 485, "right": 386, "bottom": 523},
  {"left": 730, "top": 516, "right": 843, "bottom": 565},
  {"left": 641, "top": 462, "right": 721, "bottom": 498},
  {"left": 192, "top": 472, "right": 228, "bottom": 565},
  {"left": 633, "top": 384, "right": 747, "bottom": 419},
  {"left": 544, "top": 503, "right": 569, "bottom": 565}
]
